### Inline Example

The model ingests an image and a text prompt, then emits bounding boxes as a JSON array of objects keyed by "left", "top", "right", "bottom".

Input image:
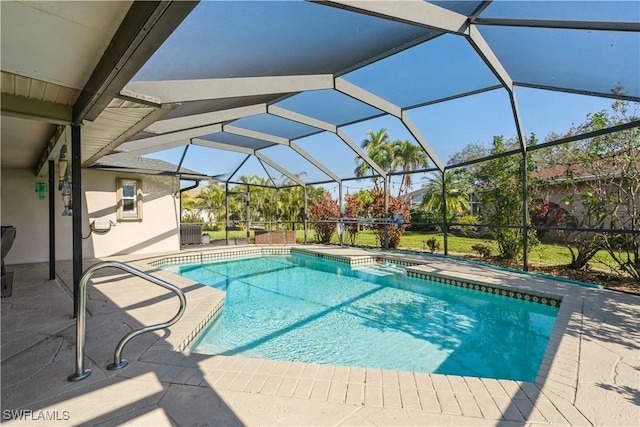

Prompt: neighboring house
[
  {"left": 1, "top": 157, "right": 204, "bottom": 264},
  {"left": 406, "top": 187, "right": 428, "bottom": 209},
  {"left": 531, "top": 158, "right": 636, "bottom": 230}
]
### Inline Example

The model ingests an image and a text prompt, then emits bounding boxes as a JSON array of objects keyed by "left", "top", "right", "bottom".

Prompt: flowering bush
[
  {"left": 309, "top": 193, "right": 339, "bottom": 244},
  {"left": 368, "top": 189, "right": 410, "bottom": 249}
]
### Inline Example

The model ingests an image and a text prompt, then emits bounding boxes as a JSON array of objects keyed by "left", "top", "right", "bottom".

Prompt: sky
[{"left": 138, "top": 1, "right": 638, "bottom": 197}]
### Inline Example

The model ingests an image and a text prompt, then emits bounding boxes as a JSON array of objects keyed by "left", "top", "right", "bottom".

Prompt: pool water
[{"left": 162, "top": 254, "right": 558, "bottom": 381}]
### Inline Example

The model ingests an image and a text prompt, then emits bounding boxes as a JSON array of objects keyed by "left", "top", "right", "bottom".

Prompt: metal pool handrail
[{"left": 68, "top": 261, "right": 187, "bottom": 382}]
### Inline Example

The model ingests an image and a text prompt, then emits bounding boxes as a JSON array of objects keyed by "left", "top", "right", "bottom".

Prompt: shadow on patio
[{"left": 1, "top": 260, "right": 242, "bottom": 426}]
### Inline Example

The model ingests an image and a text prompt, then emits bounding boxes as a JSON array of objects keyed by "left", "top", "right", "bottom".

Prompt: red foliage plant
[
  {"left": 308, "top": 193, "right": 340, "bottom": 244},
  {"left": 368, "top": 189, "right": 411, "bottom": 249}
]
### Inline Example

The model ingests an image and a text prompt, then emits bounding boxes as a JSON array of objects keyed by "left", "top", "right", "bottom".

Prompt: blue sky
[{"left": 140, "top": 1, "right": 637, "bottom": 195}]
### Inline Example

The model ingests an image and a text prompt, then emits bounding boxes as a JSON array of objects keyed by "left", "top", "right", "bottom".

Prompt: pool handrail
[{"left": 68, "top": 261, "right": 187, "bottom": 382}]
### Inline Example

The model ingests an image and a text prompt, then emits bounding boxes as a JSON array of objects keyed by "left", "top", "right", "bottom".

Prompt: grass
[{"left": 204, "top": 228, "right": 617, "bottom": 271}]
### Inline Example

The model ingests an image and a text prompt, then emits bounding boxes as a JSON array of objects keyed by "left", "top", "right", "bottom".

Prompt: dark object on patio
[{"left": 1, "top": 226, "right": 16, "bottom": 297}]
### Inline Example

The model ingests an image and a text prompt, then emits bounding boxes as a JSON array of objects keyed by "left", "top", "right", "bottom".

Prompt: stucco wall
[
  {"left": 1, "top": 167, "right": 180, "bottom": 264},
  {"left": 1, "top": 168, "right": 53, "bottom": 264}
]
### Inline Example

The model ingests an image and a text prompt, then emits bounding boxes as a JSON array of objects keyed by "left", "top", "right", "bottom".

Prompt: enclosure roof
[{"left": 88, "top": 1, "right": 639, "bottom": 189}]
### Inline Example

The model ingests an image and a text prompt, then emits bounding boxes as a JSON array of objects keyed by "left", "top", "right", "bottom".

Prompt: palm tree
[
  {"left": 392, "top": 139, "right": 429, "bottom": 197},
  {"left": 279, "top": 172, "right": 308, "bottom": 228},
  {"left": 354, "top": 129, "right": 394, "bottom": 188},
  {"left": 180, "top": 193, "right": 202, "bottom": 223},
  {"left": 235, "top": 175, "right": 273, "bottom": 222},
  {"left": 196, "top": 182, "right": 226, "bottom": 226},
  {"left": 420, "top": 171, "right": 470, "bottom": 221}
]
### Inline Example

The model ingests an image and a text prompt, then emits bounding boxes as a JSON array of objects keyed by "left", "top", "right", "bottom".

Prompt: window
[{"left": 116, "top": 178, "right": 142, "bottom": 221}]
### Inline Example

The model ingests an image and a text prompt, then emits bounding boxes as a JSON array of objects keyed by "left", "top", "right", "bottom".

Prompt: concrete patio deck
[{"left": 1, "top": 245, "right": 638, "bottom": 426}]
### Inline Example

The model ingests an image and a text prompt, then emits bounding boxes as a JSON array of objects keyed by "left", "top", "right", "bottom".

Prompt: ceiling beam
[
  {"left": 466, "top": 25, "right": 527, "bottom": 149},
  {"left": 100, "top": 140, "right": 188, "bottom": 162},
  {"left": 146, "top": 104, "right": 267, "bottom": 134},
  {"left": 335, "top": 78, "right": 401, "bottom": 117},
  {"left": 466, "top": 25, "right": 513, "bottom": 90},
  {"left": 289, "top": 141, "right": 341, "bottom": 183},
  {"left": 117, "top": 123, "right": 222, "bottom": 152},
  {"left": 223, "top": 125, "right": 289, "bottom": 145},
  {"left": 33, "top": 125, "right": 65, "bottom": 176},
  {"left": 73, "top": 1, "right": 199, "bottom": 124},
  {"left": 311, "top": 0, "right": 468, "bottom": 34},
  {"left": 123, "top": 74, "right": 334, "bottom": 103},
  {"left": 514, "top": 82, "right": 640, "bottom": 103},
  {"left": 255, "top": 152, "right": 305, "bottom": 186},
  {"left": 474, "top": 17, "right": 640, "bottom": 32},
  {"left": 192, "top": 138, "right": 254, "bottom": 155},
  {"left": 268, "top": 105, "right": 337, "bottom": 132},
  {"left": 336, "top": 129, "right": 386, "bottom": 178},
  {"left": 2, "top": 94, "right": 72, "bottom": 125},
  {"left": 401, "top": 113, "right": 444, "bottom": 172},
  {"left": 335, "top": 78, "right": 444, "bottom": 172}
]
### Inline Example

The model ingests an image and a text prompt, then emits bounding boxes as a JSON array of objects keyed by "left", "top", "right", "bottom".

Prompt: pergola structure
[{"left": 2, "top": 1, "right": 639, "bottom": 277}]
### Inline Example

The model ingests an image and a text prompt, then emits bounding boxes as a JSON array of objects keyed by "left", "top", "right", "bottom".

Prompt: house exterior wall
[
  {"left": 1, "top": 167, "right": 180, "bottom": 264},
  {"left": 1, "top": 168, "right": 52, "bottom": 264}
]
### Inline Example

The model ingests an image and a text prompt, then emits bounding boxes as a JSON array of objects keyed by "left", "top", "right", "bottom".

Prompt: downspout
[
  {"left": 175, "top": 179, "right": 200, "bottom": 218},
  {"left": 175, "top": 180, "right": 200, "bottom": 238}
]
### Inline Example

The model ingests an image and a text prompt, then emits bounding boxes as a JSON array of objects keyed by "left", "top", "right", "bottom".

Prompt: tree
[
  {"left": 354, "top": 129, "right": 430, "bottom": 199},
  {"left": 474, "top": 136, "right": 538, "bottom": 260},
  {"left": 196, "top": 182, "right": 226, "bottom": 227},
  {"left": 447, "top": 143, "right": 489, "bottom": 168},
  {"left": 278, "top": 173, "right": 308, "bottom": 229},
  {"left": 180, "top": 193, "right": 203, "bottom": 223},
  {"left": 420, "top": 171, "right": 471, "bottom": 223},
  {"left": 230, "top": 175, "right": 274, "bottom": 225},
  {"left": 354, "top": 129, "right": 394, "bottom": 188},
  {"left": 551, "top": 99, "right": 640, "bottom": 278},
  {"left": 393, "top": 139, "right": 429, "bottom": 197}
]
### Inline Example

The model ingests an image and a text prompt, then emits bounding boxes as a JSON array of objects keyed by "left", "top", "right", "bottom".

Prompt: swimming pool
[{"left": 162, "top": 253, "right": 558, "bottom": 381}]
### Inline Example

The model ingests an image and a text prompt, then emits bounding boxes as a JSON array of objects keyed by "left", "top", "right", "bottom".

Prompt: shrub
[
  {"left": 309, "top": 193, "right": 339, "bottom": 244},
  {"left": 368, "top": 189, "right": 410, "bottom": 249},
  {"left": 424, "top": 237, "right": 440, "bottom": 254},
  {"left": 472, "top": 243, "right": 492, "bottom": 258},
  {"left": 457, "top": 214, "right": 481, "bottom": 236}
]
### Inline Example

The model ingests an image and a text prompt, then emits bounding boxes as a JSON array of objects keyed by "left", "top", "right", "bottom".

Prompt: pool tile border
[
  {"left": 150, "top": 246, "right": 562, "bottom": 309},
  {"left": 404, "top": 270, "right": 562, "bottom": 307},
  {"left": 176, "top": 299, "right": 225, "bottom": 352}
]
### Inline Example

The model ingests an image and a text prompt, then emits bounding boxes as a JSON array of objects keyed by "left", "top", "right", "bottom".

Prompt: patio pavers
[{"left": 2, "top": 245, "right": 638, "bottom": 426}]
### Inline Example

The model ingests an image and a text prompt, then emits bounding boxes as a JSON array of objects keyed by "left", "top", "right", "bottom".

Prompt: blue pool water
[{"left": 162, "top": 254, "right": 558, "bottom": 381}]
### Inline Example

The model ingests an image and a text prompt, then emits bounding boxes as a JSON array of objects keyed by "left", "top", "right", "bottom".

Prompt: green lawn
[{"left": 204, "top": 228, "right": 617, "bottom": 271}]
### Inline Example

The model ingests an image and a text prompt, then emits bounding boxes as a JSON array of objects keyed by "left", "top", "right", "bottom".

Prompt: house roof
[{"left": 92, "top": 157, "right": 203, "bottom": 178}]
